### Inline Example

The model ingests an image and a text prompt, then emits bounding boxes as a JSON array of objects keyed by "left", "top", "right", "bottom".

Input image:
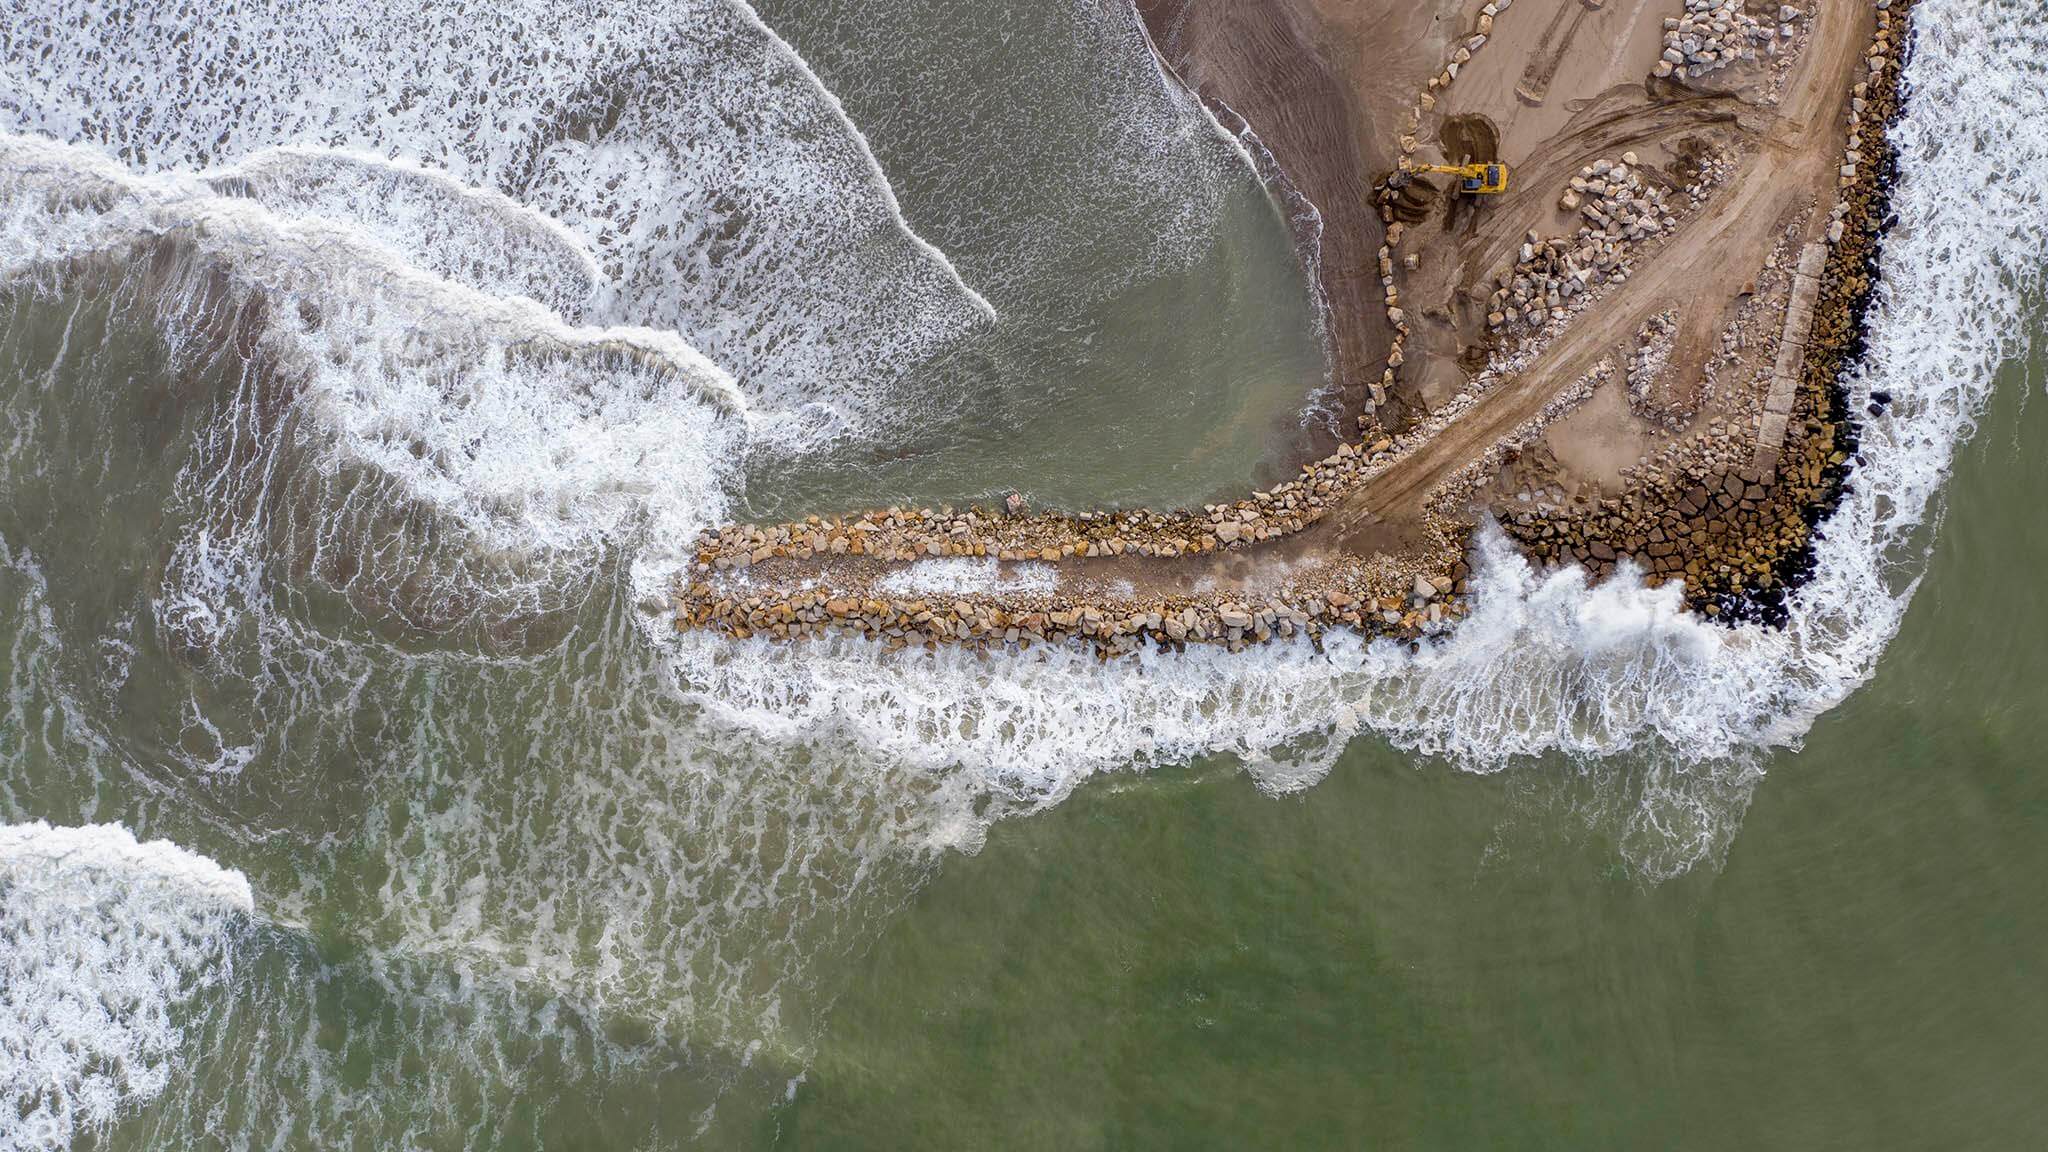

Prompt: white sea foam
[
  {"left": 0, "top": 514, "right": 925, "bottom": 1144},
  {"left": 0, "top": 22, "right": 2032, "bottom": 1122},
  {"left": 0, "top": 1, "right": 2033, "bottom": 1145},
  {"left": 675, "top": 529, "right": 1764, "bottom": 808},
  {"left": 674, "top": 0, "right": 2048, "bottom": 874},
  {"left": 872, "top": 557, "right": 1060, "bottom": 598},
  {"left": 0, "top": 822, "right": 251, "bottom": 1152},
  {"left": 1769, "top": 0, "right": 2048, "bottom": 714}
]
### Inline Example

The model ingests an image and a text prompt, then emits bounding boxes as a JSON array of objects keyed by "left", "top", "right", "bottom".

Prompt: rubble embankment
[
  {"left": 673, "top": 0, "right": 1911, "bottom": 654},
  {"left": 677, "top": 468, "right": 1475, "bottom": 655},
  {"left": 1498, "top": 0, "right": 1908, "bottom": 623}
]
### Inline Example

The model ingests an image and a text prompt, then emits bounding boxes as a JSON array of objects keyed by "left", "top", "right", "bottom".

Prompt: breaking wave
[
  {"left": 675, "top": 529, "right": 1765, "bottom": 867},
  {"left": 208, "top": 147, "right": 607, "bottom": 318},
  {"left": 0, "top": 0, "right": 2038, "bottom": 1140},
  {"left": 0, "top": 822, "right": 252, "bottom": 1152},
  {"left": 677, "top": 0, "right": 2048, "bottom": 874},
  {"left": 2, "top": 0, "right": 994, "bottom": 435},
  {"left": 3, "top": 133, "right": 747, "bottom": 641}
]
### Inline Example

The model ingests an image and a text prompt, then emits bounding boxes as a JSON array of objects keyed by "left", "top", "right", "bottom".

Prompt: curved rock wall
[
  {"left": 673, "top": 0, "right": 1912, "bottom": 654},
  {"left": 1500, "top": 0, "right": 1908, "bottom": 624}
]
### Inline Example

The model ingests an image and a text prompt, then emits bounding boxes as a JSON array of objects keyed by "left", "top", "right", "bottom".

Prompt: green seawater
[
  {"left": 792, "top": 353, "right": 2048, "bottom": 1151},
  {"left": 3, "top": 0, "right": 2045, "bottom": 1146},
  {"left": 785, "top": 357, "right": 2047, "bottom": 1147}
]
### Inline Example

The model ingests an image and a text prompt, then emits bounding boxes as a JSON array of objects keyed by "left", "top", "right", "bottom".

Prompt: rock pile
[
  {"left": 675, "top": 560, "right": 1471, "bottom": 657},
  {"left": 1680, "top": 149, "right": 1736, "bottom": 207},
  {"left": 1627, "top": 311, "right": 1681, "bottom": 426},
  {"left": 1485, "top": 230, "right": 1600, "bottom": 332},
  {"left": 1655, "top": 0, "right": 1803, "bottom": 81},
  {"left": 1486, "top": 156, "right": 1672, "bottom": 334},
  {"left": 1565, "top": 156, "right": 1676, "bottom": 243}
]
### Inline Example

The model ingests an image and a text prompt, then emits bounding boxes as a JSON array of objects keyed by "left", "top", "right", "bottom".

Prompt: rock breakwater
[
  {"left": 675, "top": 556, "right": 1468, "bottom": 657},
  {"left": 673, "top": 0, "right": 1910, "bottom": 655},
  {"left": 679, "top": 439, "right": 1475, "bottom": 654},
  {"left": 1500, "top": 0, "right": 1908, "bottom": 623}
]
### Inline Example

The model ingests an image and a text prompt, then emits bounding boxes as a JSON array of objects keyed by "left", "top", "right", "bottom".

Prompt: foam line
[
  {"left": 0, "top": 134, "right": 749, "bottom": 416},
  {"left": 730, "top": 0, "right": 997, "bottom": 326},
  {"left": 872, "top": 557, "right": 1061, "bottom": 597},
  {"left": 210, "top": 146, "right": 606, "bottom": 317},
  {"left": 670, "top": 0, "right": 2048, "bottom": 874},
  {"left": 0, "top": 822, "right": 251, "bottom": 1152}
]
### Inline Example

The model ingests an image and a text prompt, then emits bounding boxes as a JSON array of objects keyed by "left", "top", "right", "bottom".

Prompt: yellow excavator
[{"left": 1408, "top": 161, "right": 1510, "bottom": 195}]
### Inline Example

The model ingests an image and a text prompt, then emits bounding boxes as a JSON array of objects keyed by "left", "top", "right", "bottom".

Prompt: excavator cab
[{"left": 1463, "top": 163, "right": 1509, "bottom": 195}]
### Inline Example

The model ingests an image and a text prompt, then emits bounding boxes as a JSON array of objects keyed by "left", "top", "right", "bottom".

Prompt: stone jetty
[{"left": 675, "top": 0, "right": 1914, "bottom": 653}]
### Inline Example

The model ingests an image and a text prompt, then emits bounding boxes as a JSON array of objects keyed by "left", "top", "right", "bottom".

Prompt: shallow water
[{"left": 3, "top": 0, "right": 2046, "bottom": 1147}]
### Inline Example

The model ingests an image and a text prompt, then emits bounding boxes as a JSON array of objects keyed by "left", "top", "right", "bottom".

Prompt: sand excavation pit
[{"left": 1439, "top": 114, "right": 1503, "bottom": 167}]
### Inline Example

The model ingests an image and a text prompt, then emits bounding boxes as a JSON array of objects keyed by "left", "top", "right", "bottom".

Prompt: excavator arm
[{"left": 1409, "top": 161, "right": 1510, "bottom": 195}]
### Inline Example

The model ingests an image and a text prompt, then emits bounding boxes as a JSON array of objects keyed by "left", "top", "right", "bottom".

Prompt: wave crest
[
  {"left": 0, "top": 822, "right": 251, "bottom": 1152},
  {"left": 670, "top": 0, "right": 2048, "bottom": 875}
]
